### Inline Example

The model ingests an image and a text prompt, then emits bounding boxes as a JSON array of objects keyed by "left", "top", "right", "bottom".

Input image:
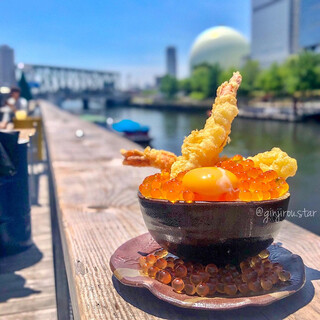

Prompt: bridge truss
[{"left": 18, "top": 64, "right": 120, "bottom": 96}]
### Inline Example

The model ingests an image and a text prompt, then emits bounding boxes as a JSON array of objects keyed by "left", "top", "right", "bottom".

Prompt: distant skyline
[{"left": 0, "top": 0, "right": 250, "bottom": 88}]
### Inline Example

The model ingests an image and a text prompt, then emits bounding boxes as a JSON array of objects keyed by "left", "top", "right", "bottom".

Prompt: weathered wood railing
[{"left": 41, "top": 101, "right": 320, "bottom": 320}]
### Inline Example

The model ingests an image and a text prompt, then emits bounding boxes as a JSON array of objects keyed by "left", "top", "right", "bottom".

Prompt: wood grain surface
[{"left": 41, "top": 101, "right": 320, "bottom": 320}]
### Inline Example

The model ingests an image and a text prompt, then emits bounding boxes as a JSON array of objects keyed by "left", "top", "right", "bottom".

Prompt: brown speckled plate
[{"left": 110, "top": 233, "right": 305, "bottom": 310}]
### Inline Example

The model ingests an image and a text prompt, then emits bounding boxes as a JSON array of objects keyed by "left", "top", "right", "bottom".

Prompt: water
[{"left": 62, "top": 100, "right": 320, "bottom": 235}]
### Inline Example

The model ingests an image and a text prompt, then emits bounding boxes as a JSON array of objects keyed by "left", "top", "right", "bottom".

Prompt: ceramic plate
[{"left": 110, "top": 233, "right": 305, "bottom": 310}]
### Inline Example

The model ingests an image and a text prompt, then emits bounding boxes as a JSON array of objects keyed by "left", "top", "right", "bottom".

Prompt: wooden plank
[
  {"left": 41, "top": 101, "right": 320, "bottom": 320},
  {"left": 2, "top": 308, "right": 57, "bottom": 320},
  {"left": 48, "top": 157, "right": 73, "bottom": 320},
  {"left": 0, "top": 168, "right": 57, "bottom": 319},
  {"left": 0, "top": 291, "right": 56, "bottom": 316}
]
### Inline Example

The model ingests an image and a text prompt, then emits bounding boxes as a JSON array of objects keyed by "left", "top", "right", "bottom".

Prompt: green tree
[
  {"left": 282, "top": 51, "right": 320, "bottom": 114},
  {"left": 208, "top": 63, "right": 221, "bottom": 97},
  {"left": 179, "top": 78, "right": 192, "bottom": 94},
  {"left": 256, "top": 62, "right": 283, "bottom": 96},
  {"left": 18, "top": 72, "right": 33, "bottom": 101},
  {"left": 282, "top": 51, "right": 320, "bottom": 93},
  {"left": 160, "top": 75, "right": 178, "bottom": 98},
  {"left": 239, "top": 60, "right": 260, "bottom": 96},
  {"left": 190, "top": 65, "right": 211, "bottom": 98},
  {"left": 218, "top": 67, "right": 236, "bottom": 85},
  {"left": 190, "top": 63, "right": 221, "bottom": 99}
]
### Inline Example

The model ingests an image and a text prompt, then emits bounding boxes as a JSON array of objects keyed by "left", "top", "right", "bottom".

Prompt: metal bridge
[{"left": 17, "top": 63, "right": 122, "bottom": 106}]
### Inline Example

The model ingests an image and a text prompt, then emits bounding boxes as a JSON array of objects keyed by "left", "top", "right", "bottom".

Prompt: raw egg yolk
[{"left": 182, "top": 167, "right": 239, "bottom": 197}]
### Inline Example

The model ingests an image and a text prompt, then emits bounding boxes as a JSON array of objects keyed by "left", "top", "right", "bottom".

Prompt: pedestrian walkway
[{"left": 0, "top": 165, "right": 57, "bottom": 319}]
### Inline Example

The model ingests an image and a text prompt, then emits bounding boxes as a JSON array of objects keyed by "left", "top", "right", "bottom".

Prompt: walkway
[{"left": 0, "top": 165, "right": 57, "bottom": 319}]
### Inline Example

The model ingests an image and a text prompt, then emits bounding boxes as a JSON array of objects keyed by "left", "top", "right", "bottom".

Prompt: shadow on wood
[
  {"left": 0, "top": 245, "right": 43, "bottom": 303},
  {"left": 0, "top": 273, "right": 41, "bottom": 303},
  {"left": 0, "top": 244, "right": 43, "bottom": 273},
  {"left": 112, "top": 265, "right": 319, "bottom": 320}
]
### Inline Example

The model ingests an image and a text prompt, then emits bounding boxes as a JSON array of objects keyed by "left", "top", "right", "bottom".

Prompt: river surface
[{"left": 62, "top": 100, "right": 320, "bottom": 235}]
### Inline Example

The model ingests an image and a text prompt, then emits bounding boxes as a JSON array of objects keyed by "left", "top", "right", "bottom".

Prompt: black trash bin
[{"left": 0, "top": 137, "right": 33, "bottom": 257}]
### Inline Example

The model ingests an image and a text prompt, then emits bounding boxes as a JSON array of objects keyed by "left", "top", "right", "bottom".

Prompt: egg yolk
[{"left": 182, "top": 167, "right": 239, "bottom": 198}]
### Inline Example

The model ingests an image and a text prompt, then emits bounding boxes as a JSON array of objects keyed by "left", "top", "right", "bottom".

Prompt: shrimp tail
[{"left": 121, "top": 147, "right": 177, "bottom": 171}]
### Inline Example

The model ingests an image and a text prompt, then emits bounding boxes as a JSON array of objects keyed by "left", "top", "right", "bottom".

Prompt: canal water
[{"left": 62, "top": 101, "right": 320, "bottom": 235}]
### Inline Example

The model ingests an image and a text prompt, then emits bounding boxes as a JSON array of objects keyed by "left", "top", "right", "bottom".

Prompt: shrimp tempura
[
  {"left": 170, "top": 72, "right": 242, "bottom": 177},
  {"left": 248, "top": 147, "right": 297, "bottom": 179},
  {"left": 121, "top": 147, "right": 177, "bottom": 171}
]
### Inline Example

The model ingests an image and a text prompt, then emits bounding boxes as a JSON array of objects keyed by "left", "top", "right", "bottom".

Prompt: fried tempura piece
[
  {"left": 121, "top": 147, "right": 177, "bottom": 171},
  {"left": 248, "top": 147, "right": 297, "bottom": 179},
  {"left": 170, "top": 72, "right": 242, "bottom": 177}
]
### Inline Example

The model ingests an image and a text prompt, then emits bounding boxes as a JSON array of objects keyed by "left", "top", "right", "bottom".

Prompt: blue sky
[{"left": 0, "top": 0, "right": 250, "bottom": 87}]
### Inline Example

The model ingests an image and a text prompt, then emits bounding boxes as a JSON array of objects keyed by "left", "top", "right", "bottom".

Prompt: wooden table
[
  {"left": 0, "top": 128, "right": 35, "bottom": 142},
  {"left": 14, "top": 117, "right": 43, "bottom": 161},
  {"left": 40, "top": 101, "right": 320, "bottom": 320}
]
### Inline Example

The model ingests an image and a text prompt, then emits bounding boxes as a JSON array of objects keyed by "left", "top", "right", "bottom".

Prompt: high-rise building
[
  {"left": 299, "top": 0, "right": 320, "bottom": 50},
  {"left": 251, "top": 0, "right": 300, "bottom": 67},
  {"left": 166, "top": 46, "right": 177, "bottom": 77},
  {"left": 0, "top": 45, "right": 16, "bottom": 87}
]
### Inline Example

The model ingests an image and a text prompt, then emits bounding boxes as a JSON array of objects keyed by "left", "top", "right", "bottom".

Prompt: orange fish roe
[
  {"left": 139, "top": 248, "right": 291, "bottom": 297},
  {"left": 139, "top": 170, "right": 188, "bottom": 203},
  {"left": 138, "top": 155, "right": 290, "bottom": 202},
  {"left": 217, "top": 157, "right": 289, "bottom": 201}
]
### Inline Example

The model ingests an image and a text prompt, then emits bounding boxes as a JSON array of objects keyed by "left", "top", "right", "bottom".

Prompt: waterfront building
[
  {"left": 251, "top": 0, "right": 300, "bottom": 67},
  {"left": 0, "top": 45, "right": 16, "bottom": 87},
  {"left": 189, "top": 26, "right": 249, "bottom": 70},
  {"left": 299, "top": 0, "right": 320, "bottom": 51},
  {"left": 166, "top": 46, "right": 177, "bottom": 78},
  {"left": 155, "top": 75, "right": 163, "bottom": 88}
]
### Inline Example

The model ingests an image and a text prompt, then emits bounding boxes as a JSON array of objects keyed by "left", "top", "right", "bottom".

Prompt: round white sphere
[{"left": 189, "top": 26, "right": 249, "bottom": 70}]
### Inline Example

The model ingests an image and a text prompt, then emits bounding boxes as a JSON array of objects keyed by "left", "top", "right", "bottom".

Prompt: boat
[
  {"left": 111, "top": 119, "right": 152, "bottom": 144},
  {"left": 79, "top": 114, "right": 152, "bottom": 145}
]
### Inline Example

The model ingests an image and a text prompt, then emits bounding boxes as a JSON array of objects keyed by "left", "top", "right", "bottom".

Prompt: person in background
[{"left": 0, "top": 87, "right": 28, "bottom": 129}]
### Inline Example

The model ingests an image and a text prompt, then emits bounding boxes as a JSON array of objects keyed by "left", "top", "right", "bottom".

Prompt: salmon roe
[
  {"left": 139, "top": 248, "right": 291, "bottom": 297},
  {"left": 138, "top": 155, "right": 289, "bottom": 202}
]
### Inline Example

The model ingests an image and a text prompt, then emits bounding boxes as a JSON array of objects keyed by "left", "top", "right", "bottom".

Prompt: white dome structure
[{"left": 189, "top": 26, "right": 249, "bottom": 70}]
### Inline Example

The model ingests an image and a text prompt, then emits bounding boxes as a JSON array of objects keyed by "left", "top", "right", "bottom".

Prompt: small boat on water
[
  {"left": 80, "top": 114, "right": 152, "bottom": 145},
  {"left": 111, "top": 119, "right": 152, "bottom": 144}
]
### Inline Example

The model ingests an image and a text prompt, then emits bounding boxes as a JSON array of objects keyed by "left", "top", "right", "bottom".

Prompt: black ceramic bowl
[{"left": 139, "top": 193, "right": 290, "bottom": 264}]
